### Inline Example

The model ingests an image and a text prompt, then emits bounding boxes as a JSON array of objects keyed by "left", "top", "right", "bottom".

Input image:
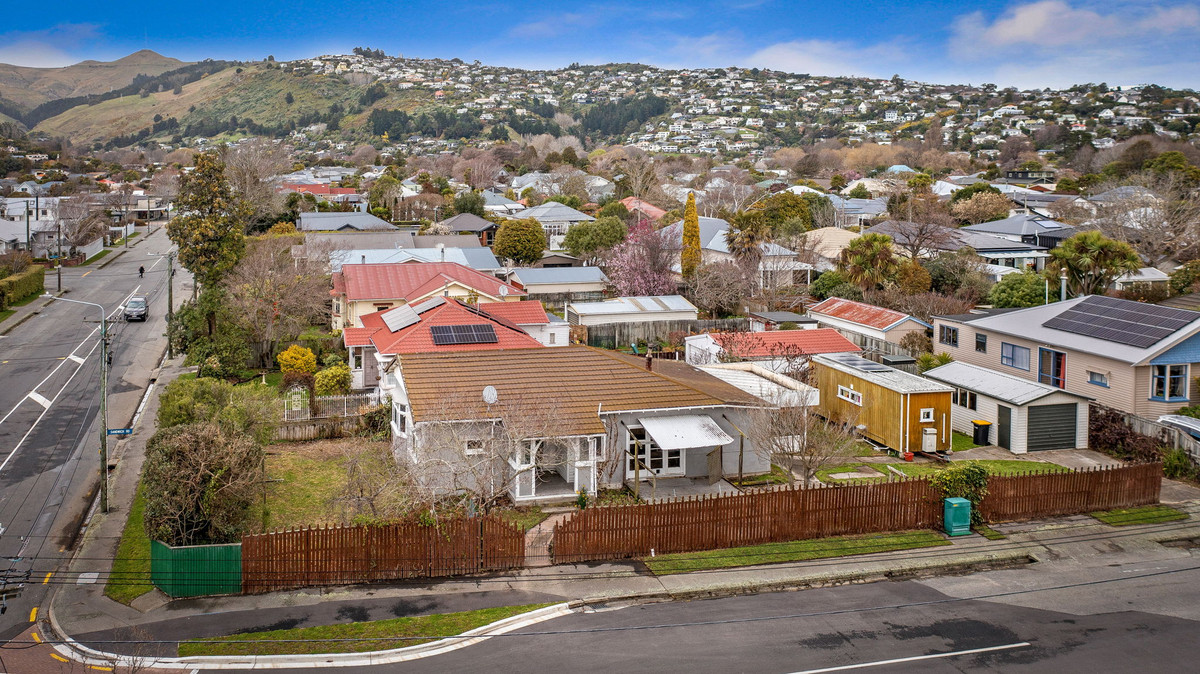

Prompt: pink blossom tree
[{"left": 604, "top": 219, "right": 679, "bottom": 296}]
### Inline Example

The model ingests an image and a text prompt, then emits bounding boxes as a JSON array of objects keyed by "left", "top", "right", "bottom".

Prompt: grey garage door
[{"left": 1027, "top": 403, "right": 1078, "bottom": 451}]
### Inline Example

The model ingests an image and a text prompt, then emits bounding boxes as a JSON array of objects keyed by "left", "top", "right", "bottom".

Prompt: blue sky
[{"left": 3, "top": 1, "right": 1199, "bottom": 89}]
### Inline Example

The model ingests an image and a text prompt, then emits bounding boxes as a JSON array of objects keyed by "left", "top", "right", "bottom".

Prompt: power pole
[
  {"left": 99, "top": 313, "right": 110, "bottom": 513},
  {"left": 24, "top": 202, "right": 30, "bottom": 252},
  {"left": 166, "top": 252, "right": 175, "bottom": 360},
  {"left": 56, "top": 218, "right": 62, "bottom": 293}
]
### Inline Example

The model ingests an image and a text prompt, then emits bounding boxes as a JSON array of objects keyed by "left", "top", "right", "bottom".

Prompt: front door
[
  {"left": 997, "top": 405, "right": 1012, "bottom": 449},
  {"left": 627, "top": 427, "right": 684, "bottom": 478}
]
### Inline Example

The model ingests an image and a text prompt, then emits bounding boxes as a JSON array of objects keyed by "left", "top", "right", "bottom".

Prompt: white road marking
[
  {"left": 27, "top": 392, "right": 51, "bottom": 409},
  {"left": 786, "top": 642, "right": 1032, "bottom": 673},
  {"left": 67, "top": 355, "right": 85, "bottom": 364}
]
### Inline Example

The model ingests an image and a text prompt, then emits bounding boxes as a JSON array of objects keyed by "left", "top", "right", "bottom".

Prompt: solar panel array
[
  {"left": 825, "top": 352, "right": 891, "bottom": 373},
  {"left": 429, "top": 324, "right": 499, "bottom": 346},
  {"left": 1042, "top": 295, "right": 1198, "bottom": 348},
  {"left": 381, "top": 305, "right": 420, "bottom": 332}
]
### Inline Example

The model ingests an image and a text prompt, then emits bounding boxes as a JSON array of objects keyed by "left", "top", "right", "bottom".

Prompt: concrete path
[{"left": 524, "top": 512, "right": 570, "bottom": 568}]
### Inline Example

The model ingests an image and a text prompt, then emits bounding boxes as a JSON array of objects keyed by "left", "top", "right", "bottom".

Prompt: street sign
[{"left": 106, "top": 428, "right": 132, "bottom": 436}]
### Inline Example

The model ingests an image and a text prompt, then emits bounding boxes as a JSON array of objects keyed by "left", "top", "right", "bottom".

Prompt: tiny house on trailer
[{"left": 813, "top": 353, "right": 954, "bottom": 454}]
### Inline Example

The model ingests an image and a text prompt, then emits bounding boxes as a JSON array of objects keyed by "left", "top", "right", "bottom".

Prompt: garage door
[{"left": 1027, "top": 404, "right": 1078, "bottom": 451}]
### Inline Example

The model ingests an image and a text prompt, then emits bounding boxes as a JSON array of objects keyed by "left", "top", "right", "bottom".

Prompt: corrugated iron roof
[{"left": 809, "top": 297, "right": 925, "bottom": 331}]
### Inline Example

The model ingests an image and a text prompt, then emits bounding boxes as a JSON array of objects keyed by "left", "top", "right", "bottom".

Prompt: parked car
[
  {"left": 1157, "top": 415, "right": 1200, "bottom": 441},
  {"left": 123, "top": 296, "right": 148, "bottom": 322}
]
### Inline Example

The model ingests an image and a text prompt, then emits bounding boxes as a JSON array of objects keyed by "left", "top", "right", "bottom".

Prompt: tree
[
  {"left": 142, "top": 423, "right": 264, "bottom": 546},
  {"left": 749, "top": 403, "right": 860, "bottom": 486},
  {"left": 225, "top": 236, "right": 331, "bottom": 367},
  {"left": 220, "top": 139, "right": 289, "bottom": 230},
  {"left": 907, "top": 173, "right": 933, "bottom": 191},
  {"left": 604, "top": 220, "right": 678, "bottom": 296},
  {"left": 829, "top": 174, "right": 848, "bottom": 191},
  {"left": 53, "top": 198, "right": 107, "bottom": 256},
  {"left": 886, "top": 220, "right": 957, "bottom": 259},
  {"left": 493, "top": 217, "right": 547, "bottom": 264},
  {"left": 688, "top": 262, "right": 751, "bottom": 317},
  {"left": 988, "top": 270, "right": 1050, "bottom": 308},
  {"left": 452, "top": 190, "right": 486, "bottom": 217},
  {"left": 1048, "top": 231, "right": 1141, "bottom": 297},
  {"left": 847, "top": 183, "right": 871, "bottom": 199},
  {"left": 1169, "top": 260, "right": 1200, "bottom": 296},
  {"left": 949, "top": 181, "right": 1001, "bottom": 204},
  {"left": 562, "top": 216, "right": 627, "bottom": 262},
  {"left": 168, "top": 153, "right": 249, "bottom": 289},
  {"left": 1087, "top": 172, "right": 1200, "bottom": 267},
  {"left": 924, "top": 248, "right": 992, "bottom": 300},
  {"left": 808, "top": 270, "right": 848, "bottom": 300},
  {"left": 156, "top": 376, "right": 278, "bottom": 444},
  {"left": 896, "top": 260, "right": 932, "bottom": 294},
  {"left": 950, "top": 191, "right": 1011, "bottom": 224},
  {"left": 681, "top": 192, "right": 701, "bottom": 279},
  {"left": 725, "top": 210, "right": 771, "bottom": 273},
  {"left": 838, "top": 233, "right": 899, "bottom": 290}
]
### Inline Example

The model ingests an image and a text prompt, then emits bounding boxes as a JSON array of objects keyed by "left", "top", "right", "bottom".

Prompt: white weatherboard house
[{"left": 923, "top": 361, "right": 1090, "bottom": 453}]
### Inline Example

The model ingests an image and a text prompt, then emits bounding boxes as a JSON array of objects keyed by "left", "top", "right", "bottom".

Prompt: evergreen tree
[{"left": 681, "top": 192, "right": 701, "bottom": 279}]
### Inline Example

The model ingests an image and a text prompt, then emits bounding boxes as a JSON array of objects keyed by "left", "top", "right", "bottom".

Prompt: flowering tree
[{"left": 605, "top": 219, "right": 678, "bottom": 296}]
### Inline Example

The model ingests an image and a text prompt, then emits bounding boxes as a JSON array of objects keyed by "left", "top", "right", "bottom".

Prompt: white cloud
[
  {"left": 747, "top": 38, "right": 910, "bottom": 79},
  {"left": 0, "top": 40, "right": 77, "bottom": 68},
  {"left": 0, "top": 24, "right": 102, "bottom": 67},
  {"left": 507, "top": 12, "right": 595, "bottom": 39}
]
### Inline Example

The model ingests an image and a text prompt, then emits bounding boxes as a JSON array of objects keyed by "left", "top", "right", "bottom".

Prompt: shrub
[
  {"left": 917, "top": 352, "right": 952, "bottom": 373},
  {"left": 1177, "top": 403, "right": 1200, "bottom": 419},
  {"left": 1163, "top": 448, "right": 1199, "bottom": 481},
  {"left": 928, "top": 462, "right": 989, "bottom": 525},
  {"left": 277, "top": 344, "right": 317, "bottom": 374},
  {"left": 315, "top": 363, "right": 352, "bottom": 396},
  {"left": 157, "top": 377, "right": 277, "bottom": 444},
  {"left": 0, "top": 265, "right": 44, "bottom": 310},
  {"left": 280, "top": 370, "right": 315, "bottom": 394},
  {"left": 900, "top": 330, "right": 933, "bottom": 355},
  {"left": 808, "top": 270, "right": 847, "bottom": 300}
]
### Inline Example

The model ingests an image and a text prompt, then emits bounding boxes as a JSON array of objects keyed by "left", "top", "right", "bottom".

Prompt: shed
[
  {"left": 813, "top": 353, "right": 954, "bottom": 454},
  {"left": 509, "top": 267, "right": 610, "bottom": 297},
  {"left": 922, "top": 361, "right": 1090, "bottom": 453}
]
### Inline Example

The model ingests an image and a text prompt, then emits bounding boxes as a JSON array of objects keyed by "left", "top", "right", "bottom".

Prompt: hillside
[{"left": 0, "top": 50, "right": 189, "bottom": 114}]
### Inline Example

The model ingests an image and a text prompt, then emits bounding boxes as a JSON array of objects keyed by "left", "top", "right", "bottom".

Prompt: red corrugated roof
[
  {"left": 338, "top": 262, "right": 525, "bottom": 302},
  {"left": 477, "top": 301, "right": 549, "bottom": 325},
  {"left": 808, "top": 297, "right": 911, "bottom": 331},
  {"left": 710, "top": 328, "right": 861, "bottom": 358},
  {"left": 620, "top": 196, "right": 667, "bottom": 220},
  {"left": 360, "top": 300, "right": 542, "bottom": 355}
]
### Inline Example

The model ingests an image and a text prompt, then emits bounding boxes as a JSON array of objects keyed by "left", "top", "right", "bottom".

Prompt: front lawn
[
  {"left": 498, "top": 506, "right": 550, "bottom": 531},
  {"left": 952, "top": 431, "right": 980, "bottom": 453},
  {"left": 263, "top": 441, "right": 357, "bottom": 530},
  {"left": 817, "top": 459, "right": 1070, "bottom": 484},
  {"left": 104, "top": 482, "right": 153, "bottom": 605},
  {"left": 178, "top": 603, "right": 558, "bottom": 656},
  {"left": 644, "top": 530, "right": 951, "bottom": 575},
  {"left": 730, "top": 464, "right": 792, "bottom": 487},
  {"left": 1091, "top": 505, "right": 1188, "bottom": 527}
]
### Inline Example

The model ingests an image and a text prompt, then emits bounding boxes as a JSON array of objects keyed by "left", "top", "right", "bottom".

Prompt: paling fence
[
  {"left": 552, "top": 463, "right": 1162, "bottom": 563},
  {"left": 240, "top": 516, "right": 525, "bottom": 594}
]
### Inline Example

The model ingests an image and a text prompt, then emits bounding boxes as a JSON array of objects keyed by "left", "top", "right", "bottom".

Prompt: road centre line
[{"left": 787, "top": 642, "right": 1032, "bottom": 673}]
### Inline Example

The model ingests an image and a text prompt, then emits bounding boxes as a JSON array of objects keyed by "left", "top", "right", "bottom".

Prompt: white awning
[{"left": 638, "top": 415, "right": 734, "bottom": 451}]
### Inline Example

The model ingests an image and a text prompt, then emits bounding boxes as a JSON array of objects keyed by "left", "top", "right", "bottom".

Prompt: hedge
[{"left": 0, "top": 266, "right": 44, "bottom": 310}]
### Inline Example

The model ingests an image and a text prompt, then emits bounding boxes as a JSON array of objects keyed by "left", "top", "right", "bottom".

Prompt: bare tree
[
  {"left": 220, "top": 139, "right": 290, "bottom": 228},
  {"left": 332, "top": 440, "right": 414, "bottom": 523},
  {"left": 748, "top": 404, "right": 859, "bottom": 486},
  {"left": 1087, "top": 172, "right": 1200, "bottom": 265},
  {"left": 883, "top": 220, "right": 959, "bottom": 259},
  {"left": 689, "top": 262, "right": 752, "bottom": 317},
  {"left": 55, "top": 198, "right": 107, "bottom": 255},
  {"left": 223, "top": 235, "right": 332, "bottom": 367}
]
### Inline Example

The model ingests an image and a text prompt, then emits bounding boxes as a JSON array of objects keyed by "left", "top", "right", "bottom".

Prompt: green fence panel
[{"left": 150, "top": 540, "right": 242, "bottom": 597}]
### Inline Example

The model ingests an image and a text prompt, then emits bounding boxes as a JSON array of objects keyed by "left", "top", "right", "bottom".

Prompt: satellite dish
[
  {"left": 482, "top": 386, "right": 499, "bottom": 405},
  {"left": 499, "top": 286, "right": 509, "bottom": 297}
]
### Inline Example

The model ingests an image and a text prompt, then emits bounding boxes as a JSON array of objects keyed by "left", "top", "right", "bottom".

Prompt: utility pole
[
  {"left": 42, "top": 295, "right": 111, "bottom": 513},
  {"left": 166, "top": 252, "right": 175, "bottom": 360},
  {"left": 56, "top": 218, "right": 62, "bottom": 293},
  {"left": 24, "top": 201, "right": 30, "bottom": 252}
]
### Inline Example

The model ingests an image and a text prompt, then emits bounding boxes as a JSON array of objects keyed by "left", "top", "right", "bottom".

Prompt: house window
[
  {"left": 1087, "top": 371, "right": 1109, "bottom": 387},
  {"left": 975, "top": 334, "right": 987, "bottom": 353},
  {"left": 464, "top": 440, "right": 485, "bottom": 456},
  {"left": 1151, "top": 364, "right": 1189, "bottom": 401},
  {"left": 391, "top": 402, "right": 407, "bottom": 435},
  {"left": 516, "top": 439, "right": 540, "bottom": 467},
  {"left": 919, "top": 408, "right": 935, "bottom": 422},
  {"left": 939, "top": 325, "right": 959, "bottom": 347},
  {"left": 1038, "top": 348, "right": 1066, "bottom": 389},
  {"left": 374, "top": 304, "right": 392, "bottom": 312},
  {"left": 1001, "top": 343, "right": 1030, "bottom": 371},
  {"left": 588, "top": 436, "right": 604, "bottom": 462},
  {"left": 548, "top": 332, "right": 556, "bottom": 345},
  {"left": 837, "top": 385, "right": 863, "bottom": 406},
  {"left": 954, "top": 389, "right": 977, "bottom": 410}
]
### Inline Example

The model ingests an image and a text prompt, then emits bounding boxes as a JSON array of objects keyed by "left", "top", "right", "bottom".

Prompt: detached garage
[{"left": 923, "top": 361, "right": 1090, "bottom": 454}]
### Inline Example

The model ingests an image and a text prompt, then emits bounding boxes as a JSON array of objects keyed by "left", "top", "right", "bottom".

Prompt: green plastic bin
[{"left": 944, "top": 497, "right": 972, "bottom": 537}]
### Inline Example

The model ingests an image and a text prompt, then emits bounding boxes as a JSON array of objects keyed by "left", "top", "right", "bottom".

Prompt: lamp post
[
  {"left": 148, "top": 251, "right": 177, "bottom": 359},
  {"left": 42, "top": 294, "right": 111, "bottom": 513}
]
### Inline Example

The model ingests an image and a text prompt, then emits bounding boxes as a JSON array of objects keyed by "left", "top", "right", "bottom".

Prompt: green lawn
[
  {"left": 952, "top": 431, "right": 980, "bottom": 453},
  {"left": 498, "top": 506, "right": 550, "bottom": 531},
  {"left": 644, "top": 530, "right": 951, "bottom": 575},
  {"left": 818, "top": 459, "right": 1070, "bottom": 484},
  {"left": 972, "top": 460, "right": 1070, "bottom": 476},
  {"left": 263, "top": 447, "right": 349, "bottom": 530},
  {"left": 104, "top": 482, "right": 153, "bottom": 605},
  {"left": 975, "top": 525, "right": 1008, "bottom": 540},
  {"left": 84, "top": 249, "right": 111, "bottom": 265},
  {"left": 178, "top": 603, "right": 558, "bottom": 656},
  {"left": 730, "top": 464, "right": 792, "bottom": 487},
  {"left": 0, "top": 309, "right": 14, "bottom": 324},
  {"left": 1091, "top": 505, "right": 1189, "bottom": 527}
]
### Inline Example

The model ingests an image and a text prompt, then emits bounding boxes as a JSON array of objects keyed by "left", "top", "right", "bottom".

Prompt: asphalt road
[
  {"left": 0, "top": 227, "right": 182, "bottom": 641},
  {"left": 249, "top": 557, "right": 1200, "bottom": 674}
]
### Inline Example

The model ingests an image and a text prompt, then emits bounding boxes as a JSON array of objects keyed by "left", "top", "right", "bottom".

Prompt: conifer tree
[{"left": 681, "top": 192, "right": 701, "bottom": 279}]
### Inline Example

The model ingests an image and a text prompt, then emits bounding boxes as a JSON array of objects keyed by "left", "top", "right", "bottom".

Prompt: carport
[{"left": 923, "top": 361, "right": 1091, "bottom": 454}]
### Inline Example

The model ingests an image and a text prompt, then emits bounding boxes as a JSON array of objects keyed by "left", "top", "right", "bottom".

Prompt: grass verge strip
[
  {"left": 104, "top": 481, "right": 153, "bottom": 605},
  {"left": 644, "top": 530, "right": 951, "bottom": 576},
  {"left": 1091, "top": 505, "right": 1188, "bottom": 527},
  {"left": 179, "top": 603, "right": 557, "bottom": 657},
  {"left": 84, "top": 249, "right": 111, "bottom": 265}
]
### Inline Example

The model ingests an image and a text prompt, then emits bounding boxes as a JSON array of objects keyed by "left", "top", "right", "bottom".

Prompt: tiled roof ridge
[{"left": 585, "top": 346, "right": 746, "bottom": 406}]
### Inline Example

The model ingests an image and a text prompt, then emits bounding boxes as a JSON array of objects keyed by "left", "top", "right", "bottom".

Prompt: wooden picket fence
[
  {"left": 552, "top": 463, "right": 1162, "bottom": 564},
  {"left": 552, "top": 479, "right": 942, "bottom": 563},
  {"left": 979, "top": 462, "right": 1161, "bottom": 523},
  {"left": 241, "top": 516, "right": 525, "bottom": 594}
]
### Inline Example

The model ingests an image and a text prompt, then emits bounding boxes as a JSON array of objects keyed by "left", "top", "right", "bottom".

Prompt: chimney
[
  {"left": 360, "top": 254, "right": 366, "bottom": 264},
  {"left": 645, "top": 355, "right": 653, "bottom": 372}
]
